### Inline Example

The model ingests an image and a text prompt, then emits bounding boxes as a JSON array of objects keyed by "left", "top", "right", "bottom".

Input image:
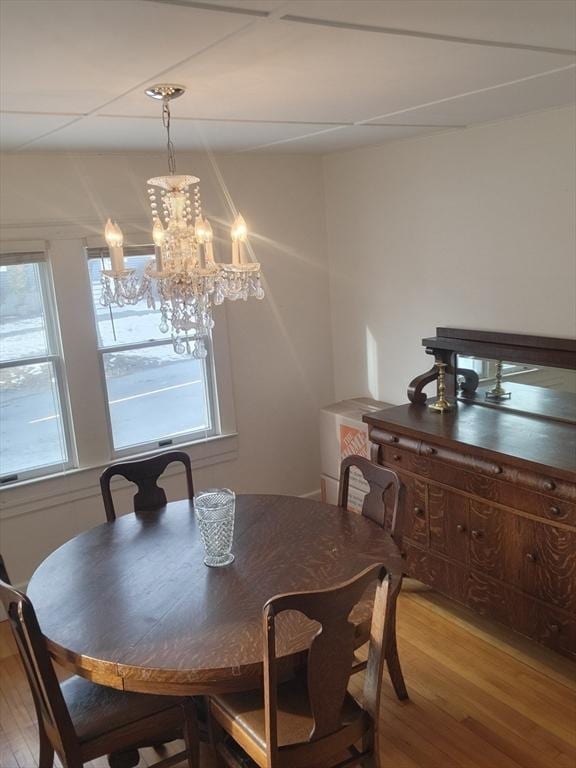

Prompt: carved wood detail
[
  {"left": 407, "top": 363, "right": 438, "bottom": 405},
  {"left": 370, "top": 429, "right": 576, "bottom": 503}
]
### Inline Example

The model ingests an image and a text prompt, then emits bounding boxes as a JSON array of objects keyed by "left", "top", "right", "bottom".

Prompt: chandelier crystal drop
[{"left": 99, "top": 84, "right": 264, "bottom": 358}]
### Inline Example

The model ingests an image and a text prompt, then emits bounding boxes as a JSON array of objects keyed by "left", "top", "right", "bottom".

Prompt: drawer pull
[
  {"left": 493, "top": 465, "right": 503, "bottom": 475},
  {"left": 423, "top": 445, "right": 437, "bottom": 456},
  {"left": 471, "top": 529, "right": 483, "bottom": 540},
  {"left": 414, "top": 507, "right": 425, "bottom": 518},
  {"left": 543, "top": 480, "right": 556, "bottom": 492},
  {"left": 389, "top": 436, "right": 399, "bottom": 443},
  {"left": 393, "top": 454, "right": 401, "bottom": 461},
  {"left": 549, "top": 506, "right": 562, "bottom": 517},
  {"left": 456, "top": 524, "right": 467, "bottom": 534},
  {"left": 525, "top": 552, "right": 538, "bottom": 564},
  {"left": 549, "top": 623, "right": 561, "bottom": 635}
]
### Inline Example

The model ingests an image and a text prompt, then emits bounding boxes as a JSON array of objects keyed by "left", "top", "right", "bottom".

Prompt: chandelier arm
[{"left": 162, "top": 98, "right": 177, "bottom": 176}]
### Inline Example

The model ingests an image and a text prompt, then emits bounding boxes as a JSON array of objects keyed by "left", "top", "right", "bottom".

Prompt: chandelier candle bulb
[
  {"left": 204, "top": 220, "right": 215, "bottom": 265},
  {"left": 152, "top": 219, "right": 165, "bottom": 271},
  {"left": 231, "top": 214, "right": 248, "bottom": 265},
  {"left": 194, "top": 216, "right": 208, "bottom": 242},
  {"left": 104, "top": 219, "right": 125, "bottom": 273}
]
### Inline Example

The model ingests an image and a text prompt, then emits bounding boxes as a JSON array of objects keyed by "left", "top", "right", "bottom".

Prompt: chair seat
[
  {"left": 62, "top": 675, "right": 181, "bottom": 745},
  {"left": 211, "top": 674, "right": 364, "bottom": 753}
]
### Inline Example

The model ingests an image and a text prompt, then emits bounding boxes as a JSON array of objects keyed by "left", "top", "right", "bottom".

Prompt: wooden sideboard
[{"left": 364, "top": 329, "right": 576, "bottom": 658}]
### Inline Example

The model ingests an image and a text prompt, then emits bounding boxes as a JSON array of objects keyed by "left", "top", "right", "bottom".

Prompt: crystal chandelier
[{"left": 99, "top": 84, "right": 264, "bottom": 358}]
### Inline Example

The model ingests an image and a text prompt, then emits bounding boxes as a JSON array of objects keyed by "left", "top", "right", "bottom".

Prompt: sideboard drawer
[
  {"left": 467, "top": 503, "right": 576, "bottom": 612},
  {"left": 373, "top": 427, "right": 575, "bottom": 504},
  {"left": 381, "top": 444, "right": 576, "bottom": 526},
  {"left": 465, "top": 570, "right": 576, "bottom": 657},
  {"left": 382, "top": 445, "right": 433, "bottom": 476},
  {"left": 511, "top": 490, "right": 576, "bottom": 527},
  {"left": 465, "top": 570, "right": 538, "bottom": 640},
  {"left": 512, "top": 516, "right": 576, "bottom": 613},
  {"left": 537, "top": 607, "right": 576, "bottom": 657},
  {"left": 404, "top": 545, "right": 467, "bottom": 604}
]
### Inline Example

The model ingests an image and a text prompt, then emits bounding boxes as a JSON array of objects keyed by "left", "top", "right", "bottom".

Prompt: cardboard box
[{"left": 320, "top": 398, "right": 394, "bottom": 491}]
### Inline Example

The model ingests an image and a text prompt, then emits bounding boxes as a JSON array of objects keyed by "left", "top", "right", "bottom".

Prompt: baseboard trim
[{"left": 300, "top": 488, "right": 321, "bottom": 500}]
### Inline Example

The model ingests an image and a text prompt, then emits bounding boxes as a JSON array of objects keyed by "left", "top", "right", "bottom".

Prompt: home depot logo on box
[{"left": 339, "top": 424, "right": 369, "bottom": 460}]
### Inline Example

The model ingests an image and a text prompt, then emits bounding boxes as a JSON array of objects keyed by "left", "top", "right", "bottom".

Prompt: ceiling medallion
[{"left": 100, "top": 83, "right": 264, "bottom": 358}]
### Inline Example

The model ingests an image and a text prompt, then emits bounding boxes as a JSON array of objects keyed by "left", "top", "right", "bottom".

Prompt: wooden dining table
[{"left": 27, "top": 494, "right": 403, "bottom": 697}]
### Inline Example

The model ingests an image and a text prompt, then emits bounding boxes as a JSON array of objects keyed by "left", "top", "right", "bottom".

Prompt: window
[
  {"left": 0, "top": 255, "right": 73, "bottom": 483},
  {"left": 88, "top": 248, "right": 218, "bottom": 454}
]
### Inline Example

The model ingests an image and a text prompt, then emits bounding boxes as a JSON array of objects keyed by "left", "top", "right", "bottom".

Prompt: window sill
[{"left": 0, "top": 432, "right": 238, "bottom": 520}]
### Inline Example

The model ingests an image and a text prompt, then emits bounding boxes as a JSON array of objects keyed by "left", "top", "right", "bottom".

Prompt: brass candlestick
[
  {"left": 429, "top": 361, "right": 454, "bottom": 413},
  {"left": 485, "top": 360, "right": 511, "bottom": 400}
]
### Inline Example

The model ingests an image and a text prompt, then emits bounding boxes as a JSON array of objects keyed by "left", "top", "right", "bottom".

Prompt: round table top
[{"left": 27, "top": 494, "right": 402, "bottom": 695}]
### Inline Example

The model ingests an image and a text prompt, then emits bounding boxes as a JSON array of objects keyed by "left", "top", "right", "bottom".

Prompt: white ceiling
[{"left": 1, "top": 0, "right": 575, "bottom": 154}]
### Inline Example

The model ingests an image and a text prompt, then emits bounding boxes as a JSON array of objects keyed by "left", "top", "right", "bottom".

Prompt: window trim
[
  {"left": 87, "top": 245, "right": 221, "bottom": 457},
  {"left": 0, "top": 256, "right": 75, "bottom": 484}
]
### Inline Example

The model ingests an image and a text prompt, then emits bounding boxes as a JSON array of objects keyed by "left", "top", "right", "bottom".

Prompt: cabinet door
[
  {"left": 469, "top": 502, "right": 512, "bottom": 583},
  {"left": 395, "top": 472, "right": 428, "bottom": 547},
  {"left": 513, "top": 516, "right": 576, "bottom": 613},
  {"left": 428, "top": 485, "right": 469, "bottom": 564}
]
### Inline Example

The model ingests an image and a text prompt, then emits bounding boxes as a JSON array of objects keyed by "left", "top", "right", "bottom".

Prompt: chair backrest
[
  {"left": 262, "top": 562, "right": 388, "bottom": 765},
  {"left": 0, "top": 579, "right": 81, "bottom": 765},
  {"left": 338, "top": 455, "right": 405, "bottom": 545},
  {"left": 100, "top": 450, "right": 194, "bottom": 521}
]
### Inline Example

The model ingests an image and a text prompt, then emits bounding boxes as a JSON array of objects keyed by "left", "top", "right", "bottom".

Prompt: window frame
[
  {"left": 0, "top": 253, "right": 75, "bottom": 484},
  {"left": 0, "top": 230, "right": 238, "bottom": 492},
  {"left": 87, "top": 246, "right": 222, "bottom": 457}
]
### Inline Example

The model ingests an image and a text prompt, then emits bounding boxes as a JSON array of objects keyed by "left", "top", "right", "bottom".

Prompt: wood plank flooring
[{"left": 1, "top": 585, "right": 574, "bottom": 768}]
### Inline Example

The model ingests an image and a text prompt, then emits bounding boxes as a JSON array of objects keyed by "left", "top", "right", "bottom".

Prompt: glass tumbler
[{"left": 194, "top": 489, "right": 236, "bottom": 567}]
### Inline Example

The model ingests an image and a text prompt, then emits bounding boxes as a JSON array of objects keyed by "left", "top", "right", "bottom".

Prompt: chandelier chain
[{"left": 162, "top": 99, "right": 177, "bottom": 175}]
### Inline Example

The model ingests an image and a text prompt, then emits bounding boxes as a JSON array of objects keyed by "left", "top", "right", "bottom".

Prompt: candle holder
[
  {"left": 485, "top": 360, "right": 511, "bottom": 400},
  {"left": 429, "top": 361, "right": 454, "bottom": 413}
]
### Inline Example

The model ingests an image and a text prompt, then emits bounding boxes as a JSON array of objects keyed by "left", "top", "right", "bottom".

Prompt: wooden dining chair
[
  {"left": 209, "top": 562, "right": 388, "bottom": 768},
  {"left": 0, "top": 577, "right": 199, "bottom": 768},
  {"left": 338, "top": 455, "right": 408, "bottom": 701},
  {"left": 100, "top": 450, "right": 194, "bottom": 521}
]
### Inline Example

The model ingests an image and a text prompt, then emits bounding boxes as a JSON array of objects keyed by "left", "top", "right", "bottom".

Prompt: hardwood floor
[{"left": 1, "top": 585, "right": 574, "bottom": 768}]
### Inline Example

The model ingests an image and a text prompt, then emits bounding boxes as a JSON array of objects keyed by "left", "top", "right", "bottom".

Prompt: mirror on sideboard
[{"left": 456, "top": 356, "right": 576, "bottom": 423}]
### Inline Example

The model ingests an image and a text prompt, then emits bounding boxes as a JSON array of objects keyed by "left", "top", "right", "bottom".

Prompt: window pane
[
  {"left": 102, "top": 345, "right": 211, "bottom": 450},
  {"left": 0, "top": 262, "right": 50, "bottom": 361},
  {"left": 0, "top": 361, "right": 68, "bottom": 475},
  {"left": 89, "top": 253, "right": 166, "bottom": 347}
]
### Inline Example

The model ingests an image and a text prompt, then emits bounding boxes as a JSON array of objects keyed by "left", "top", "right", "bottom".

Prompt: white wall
[
  {"left": 323, "top": 106, "right": 576, "bottom": 405},
  {"left": 0, "top": 151, "right": 334, "bottom": 585},
  {"left": 2, "top": 106, "right": 575, "bottom": 586}
]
